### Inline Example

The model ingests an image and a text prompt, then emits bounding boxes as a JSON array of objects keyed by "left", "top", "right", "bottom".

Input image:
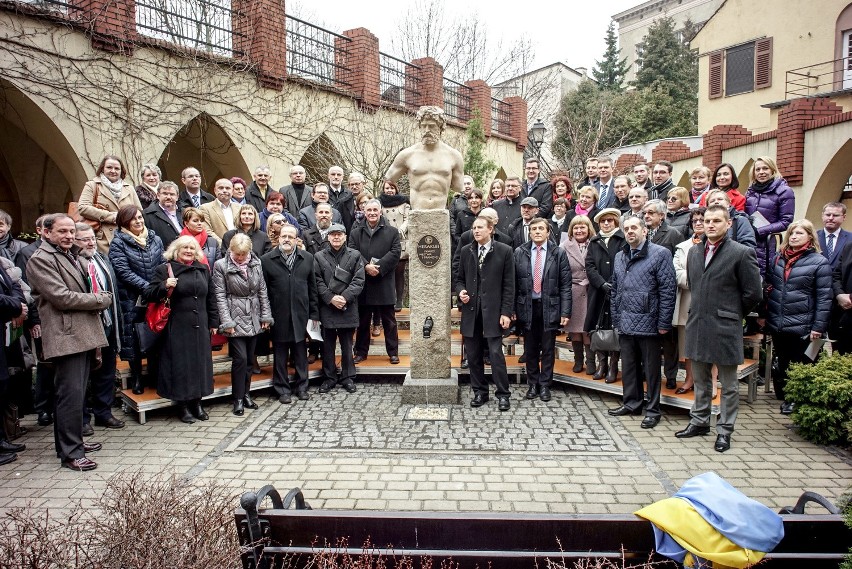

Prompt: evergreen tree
[
  {"left": 463, "top": 108, "right": 497, "bottom": 190},
  {"left": 592, "top": 22, "right": 629, "bottom": 91}
]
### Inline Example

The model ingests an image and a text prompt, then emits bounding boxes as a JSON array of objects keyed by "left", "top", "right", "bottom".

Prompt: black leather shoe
[
  {"left": 82, "top": 423, "right": 94, "bottom": 437},
  {"left": 319, "top": 380, "right": 336, "bottom": 393},
  {"left": 641, "top": 415, "right": 660, "bottom": 429},
  {"left": 518, "top": 353, "right": 527, "bottom": 363},
  {"left": 353, "top": 354, "right": 366, "bottom": 364},
  {"left": 62, "top": 457, "right": 97, "bottom": 471},
  {"left": 608, "top": 405, "right": 640, "bottom": 416},
  {"left": 179, "top": 405, "right": 195, "bottom": 424},
  {"left": 0, "top": 452, "right": 16, "bottom": 466},
  {"left": 243, "top": 395, "right": 259, "bottom": 410},
  {"left": 278, "top": 394, "right": 291, "bottom": 405},
  {"left": 714, "top": 434, "right": 731, "bottom": 452},
  {"left": 295, "top": 391, "right": 311, "bottom": 401},
  {"left": 498, "top": 397, "right": 510, "bottom": 411},
  {"left": 470, "top": 393, "right": 489, "bottom": 407},
  {"left": 342, "top": 380, "right": 357, "bottom": 393},
  {"left": 83, "top": 442, "right": 102, "bottom": 453},
  {"left": 675, "top": 424, "right": 710, "bottom": 438},
  {"left": 539, "top": 386, "right": 552, "bottom": 402},
  {"left": 389, "top": 355, "right": 400, "bottom": 364},
  {"left": 0, "top": 440, "right": 25, "bottom": 453},
  {"left": 95, "top": 416, "right": 125, "bottom": 429},
  {"left": 460, "top": 358, "right": 468, "bottom": 369},
  {"left": 780, "top": 401, "right": 795, "bottom": 415},
  {"left": 37, "top": 411, "right": 53, "bottom": 426},
  {"left": 190, "top": 401, "right": 208, "bottom": 421},
  {"left": 525, "top": 385, "right": 539, "bottom": 399},
  {"left": 665, "top": 378, "right": 677, "bottom": 390},
  {"left": 233, "top": 399, "right": 245, "bottom": 415},
  {"left": 131, "top": 376, "right": 145, "bottom": 395}
]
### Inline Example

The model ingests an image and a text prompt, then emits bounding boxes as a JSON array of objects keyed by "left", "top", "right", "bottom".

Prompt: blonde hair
[
  {"left": 690, "top": 166, "right": 712, "bottom": 178},
  {"left": 265, "top": 213, "right": 287, "bottom": 244},
  {"left": 229, "top": 232, "right": 252, "bottom": 255},
  {"left": 577, "top": 185, "right": 599, "bottom": 202},
  {"left": 237, "top": 204, "right": 260, "bottom": 232},
  {"left": 780, "top": 219, "right": 821, "bottom": 253},
  {"left": 567, "top": 215, "right": 596, "bottom": 240},
  {"left": 668, "top": 187, "right": 690, "bottom": 207},
  {"left": 750, "top": 156, "right": 780, "bottom": 183},
  {"left": 164, "top": 235, "right": 204, "bottom": 262}
]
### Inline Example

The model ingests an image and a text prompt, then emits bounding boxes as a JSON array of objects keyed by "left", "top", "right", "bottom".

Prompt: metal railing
[
  {"left": 491, "top": 97, "right": 511, "bottom": 136},
  {"left": 442, "top": 77, "right": 472, "bottom": 123},
  {"left": 286, "top": 15, "right": 350, "bottom": 88},
  {"left": 786, "top": 57, "right": 852, "bottom": 99},
  {"left": 16, "top": 0, "right": 70, "bottom": 13},
  {"left": 379, "top": 52, "right": 420, "bottom": 108},
  {"left": 135, "top": 0, "right": 246, "bottom": 57}
]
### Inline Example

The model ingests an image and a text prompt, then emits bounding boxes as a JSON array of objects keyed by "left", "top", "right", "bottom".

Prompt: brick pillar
[
  {"left": 702, "top": 124, "right": 751, "bottom": 172},
  {"left": 69, "top": 0, "right": 137, "bottom": 54},
  {"left": 410, "top": 57, "right": 444, "bottom": 109},
  {"left": 777, "top": 98, "right": 843, "bottom": 186},
  {"left": 651, "top": 141, "right": 692, "bottom": 163},
  {"left": 465, "top": 80, "right": 491, "bottom": 136},
  {"left": 340, "top": 28, "right": 380, "bottom": 108},
  {"left": 233, "top": 0, "right": 287, "bottom": 89},
  {"left": 614, "top": 153, "right": 647, "bottom": 176},
  {"left": 504, "top": 96, "right": 528, "bottom": 151}
]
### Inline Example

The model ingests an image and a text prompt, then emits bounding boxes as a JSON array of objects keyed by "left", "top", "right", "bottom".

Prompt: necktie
[
  {"left": 88, "top": 261, "right": 99, "bottom": 293},
  {"left": 533, "top": 246, "right": 543, "bottom": 294},
  {"left": 478, "top": 246, "right": 486, "bottom": 269},
  {"left": 192, "top": 194, "right": 200, "bottom": 208},
  {"left": 598, "top": 183, "right": 610, "bottom": 208},
  {"left": 827, "top": 233, "right": 835, "bottom": 259},
  {"left": 705, "top": 243, "right": 715, "bottom": 268}
]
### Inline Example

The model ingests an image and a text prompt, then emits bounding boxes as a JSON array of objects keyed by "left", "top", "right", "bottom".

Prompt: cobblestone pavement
[{"left": 0, "top": 376, "right": 850, "bottom": 516}]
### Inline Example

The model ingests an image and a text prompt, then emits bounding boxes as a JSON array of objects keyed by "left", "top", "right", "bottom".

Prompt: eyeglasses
[
  {"left": 692, "top": 219, "right": 705, "bottom": 225},
  {"left": 271, "top": 220, "right": 285, "bottom": 225},
  {"left": 599, "top": 218, "right": 616, "bottom": 224},
  {"left": 666, "top": 197, "right": 679, "bottom": 202},
  {"left": 74, "top": 237, "right": 97, "bottom": 243}
]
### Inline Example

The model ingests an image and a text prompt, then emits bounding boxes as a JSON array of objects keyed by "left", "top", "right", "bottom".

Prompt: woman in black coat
[
  {"left": 565, "top": 185, "right": 601, "bottom": 233},
  {"left": 220, "top": 204, "right": 271, "bottom": 259},
  {"left": 765, "top": 219, "right": 832, "bottom": 415},
  {"left": 584, "top": 209, "right": 626, "bottom": 382},
  {"left": 143, "top": 235, "right": 219, "bottom": 423},
  {"left": 108, "top": 205, "right": 165, "bottom": 394}
]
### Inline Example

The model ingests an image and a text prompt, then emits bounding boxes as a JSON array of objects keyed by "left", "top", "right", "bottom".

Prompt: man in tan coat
[
  {"left": 200, "top": 178, "right": 241, "bottom": 242},
  {"left": 27, "top": 214, "right": 113, "bottom": 471}
]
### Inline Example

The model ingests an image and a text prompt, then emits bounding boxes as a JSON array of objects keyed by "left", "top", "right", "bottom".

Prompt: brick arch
[
  {"left": 157, "top": 113, "right": 251, "bottom": 191},
  {"left": 806, "top": 138, "right": 852, "bottom": 224}
]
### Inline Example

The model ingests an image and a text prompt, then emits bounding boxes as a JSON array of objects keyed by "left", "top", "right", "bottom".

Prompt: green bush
[{"left": 785, "top": 354, "right": 852, "bottom": 445}]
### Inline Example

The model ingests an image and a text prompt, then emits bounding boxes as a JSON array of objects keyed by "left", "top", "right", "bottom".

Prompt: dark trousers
[
  {"left": 53, "top": 351, "right": 92, "bottom": 461},
  {"left": 84, "top": 343, "right": 116, "bottom": 425},
  {"left": 463, "top": 311, "right": 510, "bottom": 398},
  {"left": 661, "top": 327, "right": 679, "bottom": 381},
  {"left": 355, "top": 304, "right": 398, "bottom": 357},
  {"left": 322, "top": 327, "right": 355, "bottom": 384},
  {"left": 619, "top": 333, "right": 663, "bottom": 417},
  {"left": 273, "top": 340, "right": 308, "bottom": 395},
  {"left": 33, "top": 360, "right": 55, "bottom": 415},
  {"left": 229, "top": 336, "right": 258, "bottom": 402},
  {"left": 524, "top": 300, "right": 556, "bottom": 387},
  {"left": 772, "top": 331, "right": 812, "bottom": 401}
]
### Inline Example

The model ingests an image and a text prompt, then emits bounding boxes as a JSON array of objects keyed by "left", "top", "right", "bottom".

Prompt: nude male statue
[{"left": 385, "top": 106, "right": 465, "bottom": 210}]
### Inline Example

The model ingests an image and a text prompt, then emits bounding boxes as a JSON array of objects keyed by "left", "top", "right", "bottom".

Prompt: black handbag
[
  {"left": 135, "top": 321, "right": 162, "bottom": 355},
  {"left": 589, "top": 298, "right": 620, "bottom": 352}
]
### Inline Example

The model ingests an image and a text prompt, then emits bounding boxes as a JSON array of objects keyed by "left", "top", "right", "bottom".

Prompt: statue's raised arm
[{"left": 385, "top": 106, "right": 464, "bottom": 211}]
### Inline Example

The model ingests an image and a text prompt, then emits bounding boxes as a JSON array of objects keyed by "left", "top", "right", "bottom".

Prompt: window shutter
[
  {"left": 755, "top": 37, "right": 773, "bottom": 89},
  {"left": 709, "top": 50, "right": 723, "bottom": 98}
]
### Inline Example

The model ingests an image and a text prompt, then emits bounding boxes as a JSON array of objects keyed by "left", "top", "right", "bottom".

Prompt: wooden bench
[{"left": 235, "top": 486, "right": 851, "bottom": 569}]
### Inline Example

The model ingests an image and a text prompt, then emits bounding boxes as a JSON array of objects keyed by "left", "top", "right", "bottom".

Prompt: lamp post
[{"left": 528, "top": 119, "right": 547, "bottom": 161}]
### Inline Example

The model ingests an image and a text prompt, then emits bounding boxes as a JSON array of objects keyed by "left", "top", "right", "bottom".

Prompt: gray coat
[
  {"left": 314, "top": 245, "right": 365, "bottom": 329},
  {"left": 212, "top": 253, "right": 273, "bottom": 337},
  {"left": 280, "top": 183, "right": 314, "bottom": 217},
  {"left": 27, "top": 241, "right": 112, "bottom": 359},
  {"left": 685, "top": 237, "right": 763, "bottom": 365}
]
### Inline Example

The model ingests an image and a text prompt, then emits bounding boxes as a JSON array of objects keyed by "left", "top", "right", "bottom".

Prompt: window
[{"left": 709, "top": 37, "right": 773, "bottom": 99}]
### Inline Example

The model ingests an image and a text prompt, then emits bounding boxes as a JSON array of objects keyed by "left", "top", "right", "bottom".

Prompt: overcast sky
[{"left": 293, "top": 0, "right": 641, "bottom": 76}]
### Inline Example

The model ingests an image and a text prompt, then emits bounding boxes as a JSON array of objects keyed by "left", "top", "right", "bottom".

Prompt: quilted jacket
[
  {"left": 766, "top": 248, "right": 832, "bottom": 336},
  {"left": 211, "top": 253, "right": 273, "bottom": 337},
  {"left": 611, "top": 239, "right": 676, "bottom": 336},
  {"left": 745, "top": 177, "right": 795, "bottom": 274}
]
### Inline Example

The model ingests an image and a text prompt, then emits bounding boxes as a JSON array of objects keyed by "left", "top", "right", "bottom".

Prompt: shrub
[{"left": 785, "top": 353, "right": 852, "bottom": 445}]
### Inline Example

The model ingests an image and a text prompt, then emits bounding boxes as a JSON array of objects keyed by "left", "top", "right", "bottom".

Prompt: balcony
[{"left": 785, "top": 57, "right": 852, "bottom": 100}]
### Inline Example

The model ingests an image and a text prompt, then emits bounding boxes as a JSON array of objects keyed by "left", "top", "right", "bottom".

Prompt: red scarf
[
  {"left": 180, "top": 227, "right": 209, "bottom": 267},
  {"left": 780, "top": 245, "right": 809, "bottom": 281}
]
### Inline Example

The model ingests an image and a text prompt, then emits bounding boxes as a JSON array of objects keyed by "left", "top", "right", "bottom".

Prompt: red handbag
[{"left": 146, "top": 264, "right": 175, "bottom": 333}]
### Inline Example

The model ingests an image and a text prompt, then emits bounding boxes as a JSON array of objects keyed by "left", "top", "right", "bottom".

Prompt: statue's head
[{"left": 416, "top": 106, "right": 445, "bottom": 146}]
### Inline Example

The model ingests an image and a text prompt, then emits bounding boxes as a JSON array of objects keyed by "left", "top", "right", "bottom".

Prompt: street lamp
[{"left": 528, "top": 119, "right": 547, "bottom": 160}]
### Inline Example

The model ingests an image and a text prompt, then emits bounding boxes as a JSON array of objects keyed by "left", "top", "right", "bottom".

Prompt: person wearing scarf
[
  {"left": 180, "top": 207, "right": 219, "bottom": 268},
  {"left": 379, "top": 183, "right": 410, "bottom": 312},
  {"left": 135, "top": 164, "right": 162, "bottom": 210},
  {"left": 565, "top": 186, "right": 601, "bottom": 232},
  {"left": 77, "top": 155, "right": 142, "bottom": 254},
  {"left": 764, "top": 219, "right": 832, "bottom": 415}
]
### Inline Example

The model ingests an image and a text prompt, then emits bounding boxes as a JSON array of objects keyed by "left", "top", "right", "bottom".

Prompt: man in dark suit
[
  {"left": 595, "top": 157, "right": 615, "bottom": 209},
  {"left": 513, "top": 218, "right": 571, "bottom": 402},
  {"left": 178, "top": 166, "right": 214, "bottom": 210},
  {"left": 454, "top": 216, "right": 515, "bottom": 410},
  {"left": 675, "top": 205, "right": 762, "bottom": 452},
  {"left": 818, "top": 202, "right": 850, "bottom": 269},
  {"left": 508, "top": 197, "right": 540, "bottom": 249},
  {"left": 279, "top": 165, "right": 313, "bottom": 218},
  {"left": 648, "top": 161, "right": 675, "bottom": 202},
  {"left": 493, "top": 177, "right": 522, "bottom": 235},
  {"left": 832, "top": 240, "right": 852, "bottom": 354},
  {"left": 143, "top": 181, "right": 183, "bottom": 248},
  {"left": 262, "top": 223, "right": 319, "bottom": 403},
  {"left": 521, "top": 158, "right": 552, "bottom": 218}
]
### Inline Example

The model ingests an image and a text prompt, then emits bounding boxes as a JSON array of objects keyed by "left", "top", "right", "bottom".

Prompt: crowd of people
[{"left": 0, "top": 149, "right": 848, "bottom": 470}]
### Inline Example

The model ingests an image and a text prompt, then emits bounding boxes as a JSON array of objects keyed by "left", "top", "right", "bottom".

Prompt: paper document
[
  {"left": 307, "top": 319, "right": 322, "bottom": 342},
  {"left": 750, "top": 210, "right": 770, "bottom": 229},
  {"left": 805, "top": 338, "right": 832, "bottom": 361}
]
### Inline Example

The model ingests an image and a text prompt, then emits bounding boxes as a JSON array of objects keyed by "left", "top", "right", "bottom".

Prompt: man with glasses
[
  {"left": 522, "top": 159, "right": 553, "bottom": 218},
  {"left": 280, "top": 165, "right": 313, "bottom": 218},
  {"left": 493, "top": 177, "right": 522, "bottom": 234},
  {"left": 648, "top": 161, "right": 675, "bottom": 202},
  {"left": 298, "top": 183, "right": 342, "bottom": 233},
  {"left": 623, "top": 188, "right": 648, "bottom": 225},
  {"left": 178, "top": 167, "right": 214, "bottom": 210}
]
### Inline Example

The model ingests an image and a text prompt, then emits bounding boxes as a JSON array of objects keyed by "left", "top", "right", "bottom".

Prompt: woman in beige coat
[
  {"left": 379, "top": 181, "right": 410, "bottom": 311},
  {"left": 77, "top": 155, "right": 142, "bottom": 253},
  {"left": 672, "top": 207, "right": 706, "bottom": 394}
]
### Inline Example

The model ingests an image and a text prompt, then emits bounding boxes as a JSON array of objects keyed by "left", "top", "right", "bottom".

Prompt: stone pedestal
[{"left": 401, "top": 209, "right": 459, "bottom": 404}]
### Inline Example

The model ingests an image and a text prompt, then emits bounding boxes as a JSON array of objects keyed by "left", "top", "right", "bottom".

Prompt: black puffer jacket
[{"left": 766, "top": 248, "right": 832, "bottom": 336}]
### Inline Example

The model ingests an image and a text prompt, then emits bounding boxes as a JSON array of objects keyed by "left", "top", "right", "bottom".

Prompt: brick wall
[
  {"left": 410, "top": 58, "right": 445, "bottom": 109},
  {"left": 776, "top": 98, "right": 843, "bottom": 185},
  {"left": 504, "top": 96, "right": 528, "bottom": 151},
  {"left": 651, "top": 141, "right": 692, "bottom": 163},
  {"left": 341, "top": 28, "right": 380, "bottom": 108},
  {"left": 702, "top": 124, "right": 751, "bottom": 172},
  {"left": 233, "top": 0, "right": 287, "bottom": 89},
  {"left": 465, "top": 80, "right": 491, "bottom": 136},
  {"left": 69, "top": 0, "right": 137, "bottom": 53},
  {"left": 614, "top": 153, "right": 646, "bottom": 176}
]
